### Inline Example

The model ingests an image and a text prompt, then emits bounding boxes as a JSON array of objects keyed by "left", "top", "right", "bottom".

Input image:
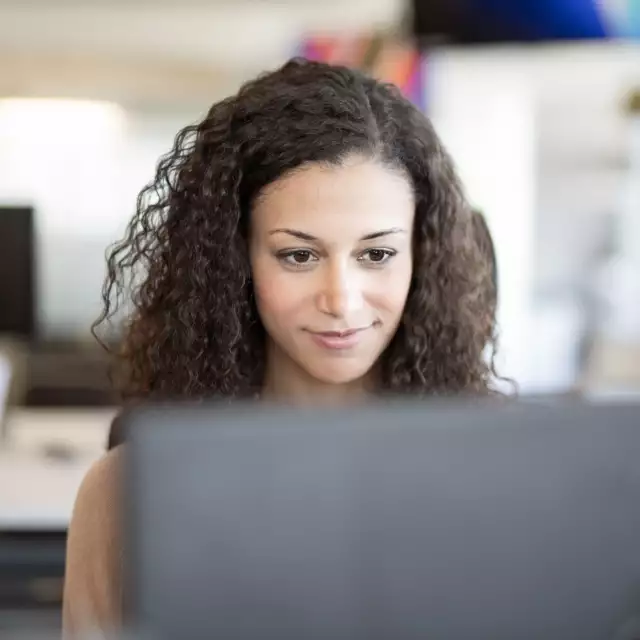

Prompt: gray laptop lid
[{"left": 125, "top": 400, "right": 640, "bottom": 640}]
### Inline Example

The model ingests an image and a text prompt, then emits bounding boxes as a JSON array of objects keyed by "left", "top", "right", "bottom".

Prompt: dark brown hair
[
  {"left": 94, "top": 58, "right": 500, "bottom": 401},
  {"left": 472, "top": 209, "right": 498, "bottom": 319}
]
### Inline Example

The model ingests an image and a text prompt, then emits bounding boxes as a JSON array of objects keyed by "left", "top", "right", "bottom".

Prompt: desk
[
  {"left": 0, "top": 408, "right": 115, "bottom": 531},
  {"left": 0, "top": 451, "right": 99, "bottom": 531},
  {"left": 4, "top": 408, "right": 116, "bottom": 454}
]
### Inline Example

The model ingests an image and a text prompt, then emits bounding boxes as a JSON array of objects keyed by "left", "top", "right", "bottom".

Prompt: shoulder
[
  {"left": 67, "top": 446, "right": 125, "bottom": 564},
  {"left": 63, "top": 446, "right": 125, "bottom": 636},
  {"left": 74, "top": 445, "right": 124, "bottom": 513}
]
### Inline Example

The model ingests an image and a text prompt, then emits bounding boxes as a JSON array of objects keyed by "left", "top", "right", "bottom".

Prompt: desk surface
[
  {"left": 0, "top": 408, "right": 115, "bottom": 531},
  {"left": 0, "top": 450, "right": 97, "bottom": 530}
]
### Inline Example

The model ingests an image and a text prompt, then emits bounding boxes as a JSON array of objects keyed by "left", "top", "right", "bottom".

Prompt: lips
[
  {"left": 317, "top": 329, "right": 359, "bottom": 338},
  {"left": 308, "top": 327, "right": 366, "bottom": 350}
]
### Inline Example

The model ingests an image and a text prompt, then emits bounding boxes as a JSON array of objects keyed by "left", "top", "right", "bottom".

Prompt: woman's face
[{"left": 249, "top": 155, "right": 415, "bottom": 386}]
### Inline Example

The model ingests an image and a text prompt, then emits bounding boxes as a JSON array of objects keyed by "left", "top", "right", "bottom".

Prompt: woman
[{"left": 62, "top": 58, "right": 500, "bottom": 636}]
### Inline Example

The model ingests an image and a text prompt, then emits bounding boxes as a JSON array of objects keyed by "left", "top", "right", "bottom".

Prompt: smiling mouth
[
  {"left": 313, "top": 329, "right": 361, "bottom": 338},
  {"left": 306, "top": 327, "right": 370, "bottom": 351},
  {"left": 307, "top": 321, "right": 381, "bottom": 337}
]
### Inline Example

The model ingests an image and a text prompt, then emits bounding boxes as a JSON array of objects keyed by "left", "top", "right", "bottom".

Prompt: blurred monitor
[
  {"left": 126, "top": 400, "right": 640, "bottom": 640},
  {"left": 0, "top": 207, "right": 35, "bottom": 340},
  {"left": 412, "top": 0, "right": 636, "bottom": 44}
]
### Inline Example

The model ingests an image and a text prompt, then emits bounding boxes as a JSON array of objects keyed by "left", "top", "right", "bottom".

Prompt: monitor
[
  {"left": 0, "top": 207, "right": 36, "bottom": 340},
  {"left": 411, "top": 0, "right": 635, "bottom": 44}
]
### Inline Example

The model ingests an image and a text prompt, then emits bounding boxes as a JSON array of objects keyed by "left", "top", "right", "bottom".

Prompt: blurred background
[{"left": 0, "top": 0, "right": 639, "bottom": 633}]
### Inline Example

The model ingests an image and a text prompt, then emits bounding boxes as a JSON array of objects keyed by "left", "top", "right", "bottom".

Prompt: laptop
[{"left": 124, "top": 400, "right": 640, "bottom": 640}]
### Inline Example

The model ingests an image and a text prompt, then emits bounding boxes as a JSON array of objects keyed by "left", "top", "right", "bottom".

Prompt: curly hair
[
  {"left": 94, "top": 58, "right": 501, "bottom": 401},
  {"left": 472, "top": 210, "right": 498, "bottom": 319}
]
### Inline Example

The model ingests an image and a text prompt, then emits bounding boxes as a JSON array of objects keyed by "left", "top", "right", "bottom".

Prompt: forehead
[{"left": 251, "top": 157, "right": 415, "bottom": 237}]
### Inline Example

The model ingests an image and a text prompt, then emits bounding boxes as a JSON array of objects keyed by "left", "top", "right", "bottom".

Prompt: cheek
[
  {"left": 252, "top": 267, "right": 305, "bottom": 326},
  {"left": 250, "top": 253, "right": 282, "bottom": 316},
  {"left": 372, "top": 256, "right": 413, "bottom": 313}
]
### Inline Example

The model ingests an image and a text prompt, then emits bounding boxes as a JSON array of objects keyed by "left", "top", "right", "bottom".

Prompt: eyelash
[{"left": 276, "top": 248, "right": 397, "bottom": 269}]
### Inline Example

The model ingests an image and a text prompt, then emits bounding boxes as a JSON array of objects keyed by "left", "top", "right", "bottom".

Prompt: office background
[{"left": 0, "top": 0, "right": 639, "bottom": 632}]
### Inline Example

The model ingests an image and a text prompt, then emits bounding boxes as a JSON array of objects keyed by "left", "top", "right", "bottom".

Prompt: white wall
[
  {"left": 426, "top": 42, "right": 640, "bottom": 392},
  {"left": 428, "top": 52, "right": 536, "bottom": 386}
]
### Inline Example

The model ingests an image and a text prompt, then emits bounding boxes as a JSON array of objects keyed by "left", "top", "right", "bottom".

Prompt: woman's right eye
[{"left": 278, "top": 250, "right": 318, "bottom": 268}]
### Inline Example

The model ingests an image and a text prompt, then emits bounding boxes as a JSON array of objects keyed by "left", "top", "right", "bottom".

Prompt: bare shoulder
[
  {"left": 67, "top": 444, "right": 125, "bottom": 565},
  {"left": 63, "top": 446, "right": 126, "bottom": 636},
  {"left": 74, "top": 445, "right": 124, "bottom": 513}
]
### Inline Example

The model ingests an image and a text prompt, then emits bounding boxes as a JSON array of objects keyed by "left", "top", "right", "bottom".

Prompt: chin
[{"left": 305, "top": 362, "right": 374, "bottom": 386}]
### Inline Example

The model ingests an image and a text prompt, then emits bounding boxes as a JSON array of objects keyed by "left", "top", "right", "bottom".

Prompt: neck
[{"left": 261, "top": 341, "right": 373, "bottom": 407}]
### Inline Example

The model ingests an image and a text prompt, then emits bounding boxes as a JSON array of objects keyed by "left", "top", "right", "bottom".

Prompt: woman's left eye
[{"left": 359, "top": 249, "right": 396, "bottom": 265}]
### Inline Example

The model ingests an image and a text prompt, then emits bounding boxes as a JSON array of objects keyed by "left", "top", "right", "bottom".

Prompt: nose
[{"left": 316, "top": 261, "right": 364, "bottom": 318}]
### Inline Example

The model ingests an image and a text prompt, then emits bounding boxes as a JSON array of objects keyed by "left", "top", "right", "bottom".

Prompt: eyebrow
[{"left": 268, "top": 228, "right": 406, "bottom": 242}]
